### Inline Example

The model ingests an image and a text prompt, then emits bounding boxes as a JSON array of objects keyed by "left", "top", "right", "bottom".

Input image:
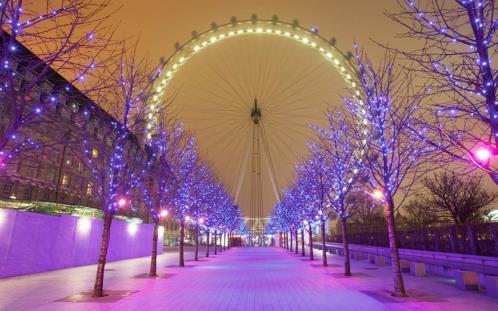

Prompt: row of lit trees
[
  {"left": 0, "top": 0, "right": 242, "bottom": 298},
  {"left": 270, "top": 0, "right": 498, "bottom": 298}
]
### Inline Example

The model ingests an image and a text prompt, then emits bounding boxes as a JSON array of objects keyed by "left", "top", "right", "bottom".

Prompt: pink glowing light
[
  {"left": 160, "top": 210, "right": 169, "bottom": 218},
  {"left": 116, "top": 196, "right": 128, "bottom": 208},
  {"left": 199, "top": 217, "right": 205, "bottom": 224},
  {"left": 475, "top": 147, "right": 492, "bottom": 162}
]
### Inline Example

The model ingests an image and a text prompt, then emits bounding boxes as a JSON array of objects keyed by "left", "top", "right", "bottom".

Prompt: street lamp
[
  {"left": 372, "top": 189, "right": 385, "bottom": 201},
  {"left": 160, "top": 209, "right": 169, "bottom": 218}
]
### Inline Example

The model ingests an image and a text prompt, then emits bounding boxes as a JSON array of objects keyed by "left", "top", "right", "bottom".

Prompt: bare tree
[
  {"left": 401, "top": 199, "right": 438, "bottom": 229},
  {"left": 388, "top": 0, "right": 498, "bottom": 181},
  {"left": 0, "top": 0, "right": 114, "bottom": 163},
  {"left": 344, "top": 50, "right": 432, "bottom": 297},
  {"left": 82, "top": 40, "right": 157, "bottom": 297},
  {"left": 142, "top": 119, "right": 187, "bottom": 276},
  {"left": 423, "top": 171, "right": 497, "bottom": 224},
  {"left": 312, "top": 112, "right": 365, "bottom": 276}
]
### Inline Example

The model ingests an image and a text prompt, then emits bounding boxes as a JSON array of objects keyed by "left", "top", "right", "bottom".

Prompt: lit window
[
  {"left": 86, "top": 182, "right": 93, "bottom": 195},
  {"left": 62, "top": 175, "right": 69, "bottom": 186},
  {"left": 92, "top": 148, "right": 98, "bottom": 159}
]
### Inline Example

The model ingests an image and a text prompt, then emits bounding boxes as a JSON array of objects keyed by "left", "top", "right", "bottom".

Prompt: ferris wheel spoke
[
  {"left": 263, "top": 59, "right": 325, "bottom": 110},
  {"left": 178, "top": 69, "right": 249, "bottom": 111}
]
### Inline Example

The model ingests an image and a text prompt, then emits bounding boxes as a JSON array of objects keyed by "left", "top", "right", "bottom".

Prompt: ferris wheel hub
[{"left": 251, "top": 99, "right": 262, "bottom": 124}]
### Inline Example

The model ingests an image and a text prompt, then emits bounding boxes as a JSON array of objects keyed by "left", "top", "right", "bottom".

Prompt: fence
[{"left": 328, "top": 222, "right": 498, "bottom": 257}]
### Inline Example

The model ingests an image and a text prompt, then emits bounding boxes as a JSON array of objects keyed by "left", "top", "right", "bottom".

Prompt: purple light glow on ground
[{"left": 0, "top": 247, "right": 497, "bottom": 310}]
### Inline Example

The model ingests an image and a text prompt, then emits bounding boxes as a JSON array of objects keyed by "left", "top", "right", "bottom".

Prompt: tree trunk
[
  {"left": 214, "top": 230, "right": 218, "bottom": 255},
  {"left": 301, "top": 229, "right": 305, "bottom": 256},
  {"left": 290, "top": 230, "right": 294, "bottom": 252},
  {"left": 341, "top": 218, "right": 351, "bottom": 276},
  {"left": 179, "top": 221, "right": 185, "bottom": 267},
  {"left": 218, "top": 232, "right": 223, "bottom": 254},
  {"left": 386, "top": 197, "right": 407, "bottom": 297},
  {"left": 206, "top": 230, "right": 210, "bottom": 257},
  {"left": 321, "top": 221, "right": 327, "bottom": 267},
  {"left": 308, "top": 224, "right": 314, "bottom": 260},
  {"left": 93, "top": 212, "right": 113, "bottom": 297},
  {"left": 194, "top": 223, "right": 199, "bottom": 261},
  {"left": 295, "top": 230, "right": 298, "bottom": 254},
  {"left": 149, "top": 222, "right": 159, "bottom": 277}
]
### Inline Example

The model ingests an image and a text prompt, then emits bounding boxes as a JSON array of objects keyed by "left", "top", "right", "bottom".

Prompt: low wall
[
  {"left": 314, "top": 242, "right": 498, "bottom": 276},
  {"left": 0, "top": 208, "right": 162, "bottom": 278}
]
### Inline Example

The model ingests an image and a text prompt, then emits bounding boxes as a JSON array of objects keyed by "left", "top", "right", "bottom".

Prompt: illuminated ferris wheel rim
[{"left": 146, "top": 17, "right": 365, "bottom": 139}]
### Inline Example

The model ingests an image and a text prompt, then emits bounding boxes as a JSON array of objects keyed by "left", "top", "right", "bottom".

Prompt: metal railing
[{"left": 328, "top": 222, "right": 498, "bottom": 257}]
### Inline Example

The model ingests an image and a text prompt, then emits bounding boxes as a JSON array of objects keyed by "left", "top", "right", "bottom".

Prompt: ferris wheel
[{"left": 148, "top": 15, "right": 360, "bottom": 242}]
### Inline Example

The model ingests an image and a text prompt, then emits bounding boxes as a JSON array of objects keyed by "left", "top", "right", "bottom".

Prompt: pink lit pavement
[{"left": 1, "top": 246, "right": 497, "bottom": 311}]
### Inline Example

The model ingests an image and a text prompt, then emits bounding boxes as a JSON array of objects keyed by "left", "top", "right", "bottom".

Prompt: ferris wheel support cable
[
  {"left": 260, "top": 122, "right": 282, "bottom": 202},
  {"left": 257, "top": 127, "right": 264, "bottom": 221},
  {"left": 233, "top": 124, "right": 252, "bottom": 202},
  {"left": 260, "top": 120, "right": 306, "bottom": 171}
]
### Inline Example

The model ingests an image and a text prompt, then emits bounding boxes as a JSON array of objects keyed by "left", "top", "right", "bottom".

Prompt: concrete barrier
[
  {"left": 410, "top": 262, "right": 427, "bottom": 277},
  {"left": 400, "top": 259, "right": 410, "bottom": 272},
  {"left": 484, "top": 275, "right": 498, "bottom": 298},
  {"left": 454, "top": 270, "right": 479, "bottom": 290},
  {"left": 375, "top": 255, "right": 387, "bottom": 266}
]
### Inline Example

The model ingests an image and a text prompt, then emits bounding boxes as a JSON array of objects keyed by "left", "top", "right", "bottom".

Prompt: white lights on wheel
[{"left": 146, "top": 18, "right": 360, "bottom": 143}]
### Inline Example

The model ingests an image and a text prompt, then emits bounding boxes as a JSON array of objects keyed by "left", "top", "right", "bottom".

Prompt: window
[
  {"left": 1, "top": 182, "right": 13, "bottom": 198},
  {"left": 86, "top": 182, "right": 93, "bottom": 196},
  {"left": 62, "top": 175, "right": 69, "bottom": 186},
  {"left": 92, "top": 148, "right": 98, "bottom": 159}
]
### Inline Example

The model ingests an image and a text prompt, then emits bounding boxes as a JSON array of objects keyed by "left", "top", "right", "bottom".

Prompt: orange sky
[
  {"left": 110, "top": 1, "right": 407, "bottom": 218},
  {"left": 112, "top": 0, "right": 401, "bottom": 64}
]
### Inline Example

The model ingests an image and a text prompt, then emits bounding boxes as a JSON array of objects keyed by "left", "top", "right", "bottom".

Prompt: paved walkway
[{"left": 0, "top": 247, "right": 497, "bottom": 310}]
